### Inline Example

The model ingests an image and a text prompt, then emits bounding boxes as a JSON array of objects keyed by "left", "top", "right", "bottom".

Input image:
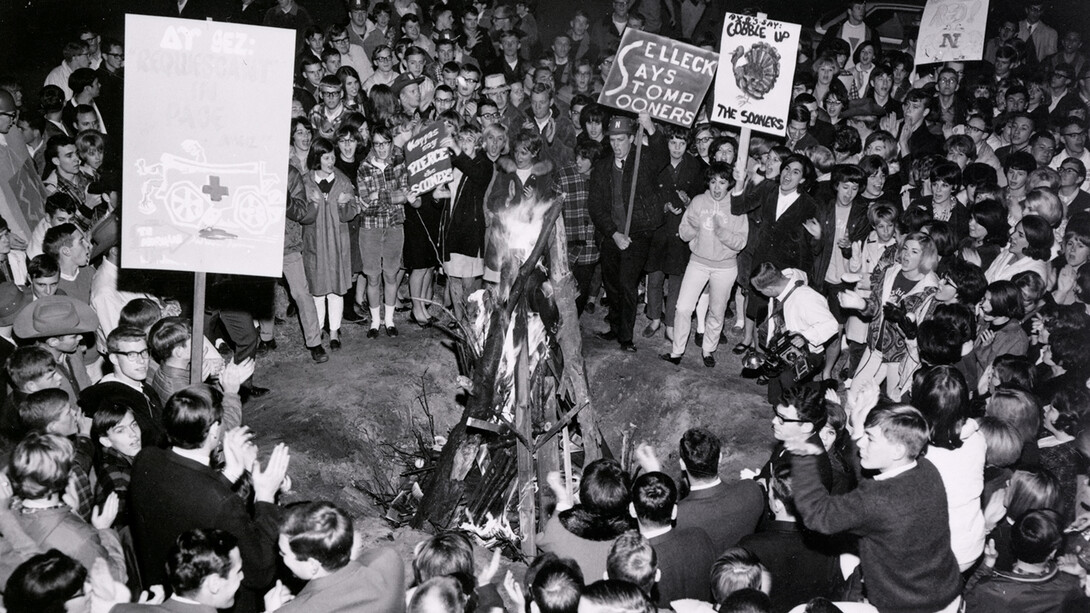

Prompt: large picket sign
[
  {"left": 914, "top": 0, "right": 990, "bottom": 66},
  {"left": 712, "top": 12, "right": 800, "bottom": 136},
  {"left": 598, "top": 29, "right": 719, "bottom": 127},
  {"left": 121, "top": 15, "right": 294, "bottom": 277}
]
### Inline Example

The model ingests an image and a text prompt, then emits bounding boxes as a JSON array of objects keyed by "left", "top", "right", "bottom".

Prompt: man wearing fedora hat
[
  {"left": 588, "top": 112, "right": 668, "bottom": 352},
  {"left": 14, "top": 294, "right": 98, "bottom": 400},
  {"left": 391, "top": 72, "right": 427, "bottom": 117},
  {"left": 841, "top": 98, "right": 887, "bottom": 146}
]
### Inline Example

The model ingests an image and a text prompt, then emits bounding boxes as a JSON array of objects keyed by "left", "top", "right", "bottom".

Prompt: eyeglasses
[
  {"left": 966, "top": 124, "right": 985, "bottom": 133},
  {"left": 772, "top": 407, "right": 810, "bottom": 424},
  {"left": 331, "top": 37, "right": 349, "bottom": 43},
  {"left": 113, "top": 349, "right": 150, "bottom": 361},
  {"left": 321, "top": 90, "right": 343, "bottom": 98},
  {"left": 375, "top": 55, "right": 394, "bottom": 61},
  {"left": 338, "top": 137, "right": 358, "bottom": 143},
  {"left": 1062, "top": 131, "right": 1086, "bottom": 138},
  {"left": 695, "top": 136, "right": 713, "bottom": 144},
  {"left": 435, "top": 97, "right": 455, "bottom": 104},
  {"left": 1060, "top": 167, "right": 1082, "bottom": 174},
  {"left": 479, "top": 112, "right": 499, "bottom": 119},
  {"left": 462, "top": 77, "right": 480, "bottom": 83},
  {"left": 373, "top": 140, "right": 392, "bottom": 147},
  {"left": 104, "top": 52, "right": 124, "bottom": 59},
  {"left": 0, "top": 111, "right": 16, "bottom": 119}
]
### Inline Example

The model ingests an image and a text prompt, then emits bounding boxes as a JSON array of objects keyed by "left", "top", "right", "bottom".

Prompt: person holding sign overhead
[{"left": 588, "top": 112, "right": 668, "bottom": 352}]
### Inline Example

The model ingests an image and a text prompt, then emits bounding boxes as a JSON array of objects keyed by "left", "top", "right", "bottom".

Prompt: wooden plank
[{"left": 514, "top": 301, "right": 536, "bottom": 556}]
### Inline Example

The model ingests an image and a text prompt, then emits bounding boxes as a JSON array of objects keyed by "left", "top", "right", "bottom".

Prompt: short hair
[
  {"left": 3, "top": 550, "right": 87, "bottom": 613},
  {"left": 750, "top": 262, "right": 786, "bottom": 294},
  {"left": 408, "top": 575, "right": 470, "bottom": 613},
  {"left": 1005, "top": 468, "right": 1061, "bottom": 519},
  {"left": 858, "top": 153, "right": 889, "bottom": 178},
  {"left": 899, "top": 231, "right": 940, "bottom": 274},
  {"left": 1011, "top": 510, "right": 1063, "bottom": 564},
  {"left": 168, "top": 528, "right": 239, "bottom": 598},
  {"left": 74, "top": 130, "right": 104, "bottom": 157},
  {"left": 163, "top": 384, "right": 225, "bottom": 449},
  {"left": 106, "top": 325, "right": 146, "bottom": 354},
  {"left": 576, "top": 458, "right": 631, "bottom": 517},
  {"left": 710, "top": 548, "right": 763, "bottom": 604},
  {"left": 62, "top": 40, "right": 89, "bottom": 62},
  {"left": 6, "top": 346, "right": 57, "bottom": 391},
  {"left": 781, "top": 153, "right": 815, "bottom": 186},
  {"left": 529, "top": 558, "right": 583, "bottom": 613},
  {"left": 991, "top": 354, "right": 1036, "bottom": 392},
  {"left": 779, "top": 385, "right": 827, "bottom": 431},
  {"left": 868, "top": 202, "right": 898, "bottom": 226},
  {"left": 9, "top": 432, "right": 73, "bottom": 499},
  {"left": 606, "top": 531, "right": 656, "bottom": 595},
  {"left": 18, "top": 388, "right": 70, "bottom": 433},
  {"left": 39, "top": 85, "right": 66, "bottom": 114},
  {"left": 917, "top": 320, "right": 964, "bottom": 366},
  {"left": 42, "top": 223, "right": 79, "bottom": 259},
  {"left": 1004, "top": 150, "right": 1037, "bottom": 174},
  {"left": 44, "top": 192, "right": 78, "bottom": 218},
  {"left": 864, "top": 130, "right": 899, "bottom": 163},
  {"left": 1018, "top": 215, "right": 1054, "bottom": 261},
  {"left": 120, "top": 298, "right": 163, "bottom": 332},
  {"left": 929, "top": 160, "right": 962, "bottom": 189},
  {"left": 679, "top": 428, "right": 720, "bottom": 480},
  {"left": 969, "top": 199, "right": 1009, "bottom": 246},
  {"left": 978, "top": 415, "right": 1023, "bottom": 467},
  {"left": 514, "top": 128, "right": 544, "bottom": 157},
  {"left": 830, "top": 164, "right": 865, "bottom": 188},
  {"left": 90, "top": 402, "right": 134, "bottom": 442},
  {"left": 706, "top": 161, "right": 735, "bottom": 188},
  {"left": 831, "top": 125, "right": 861, "bottom": 156},
  {"left": 630, "top": 471, "right": 677, "bottom": 526},
  {"left": 985, "top": 280, "right": 1026, "bottom": 320},
  {"left": 67, "top": 68, "right": 97, "bottom": 96},
  {"left": 945, "top": 134, "right": 976, "bottom": 160},
  {"left": 579, "top": 580, "right": 652, "bottom": 613},
  {"left": 719, "top": 588, "right": 773, "bottom": 613},
  {"left": 923, "top": 221, "right": 956, "bottom": 258},
  {"left": 574, "top": 140, "right": 602, "bottom": 162},
  {"left": 280, "top": 501, "right": 354, "bottom": 572},
  {"left": 987, "top": 387, "right": 1041, "bottom": 443},
  {"left": 903, "top": 87, "right": 932, "bottom": 110},
  {"left": 307, "top": 136, "right": 336, "bottom": 170},
  {"left": 806, "top": 145, "right": 836, "bottom": 173},
  {"left": 1024, "top": 188, "right": 1062, "bottom": 227},
  {"left": 148, "top": 316, "right": 191, "bottom": 363},
  {"left": 931, "top": 303, "right": 977, "bottom": 345},
  {"left": 1047, "top": 384, "right": 1090, "bottom": 437},
  {"left": 937, "top": 257, "right": 987, "bottom": 304},
  {"left": 863, "top": 404, "right": 930, "bottom": 460},
  {"left": 413, "top": 531, "right": 474, "bottom": 583}
]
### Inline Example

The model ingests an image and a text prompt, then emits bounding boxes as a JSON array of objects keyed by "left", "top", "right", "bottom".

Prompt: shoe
[
  {"left": 240, "top": 385, "right": 270, "bottom": 403},
  {"left": 585, "top": 302, "right": 596, "bottom": 314},
  {"left": 394, "top": 303, "right": 411, "bottom": 313},
  {"left": 694, "top": 332, "right": 704, "bottom": 346},
  {"left": 330, "top": 338, "right": 341, "bottom": 350},
  {"left": 410, "top": 313, "right": 433, "bottom": 328},
  {"left": 659, "top": 353, "right": 681, "bottom": 365},
  {"left": 642, "top": 321, "right": 661, "bottom": 338},
  {"left": 256, "top": 339, "right": 277, "bottom": 356},
  {"left": 367, "top": 328, "right": 380, "bottom": 339},
  {"left": 309, "top": 345, "right": 329, "bottom": 363},
  {"left": 595, "top": 330, "right": 618, "bottom": 342},
  {"left": 732, "top": 342, "right": 752, "bottom": 355},
  {"left": 702, "top": 354, "right": 716, "bottom": 368},
  {"left": 620, "top": 341, "right": 637, "bottom": 353},
  {"left": 386, "top": 325, "right": 398, "bottom": 337}
]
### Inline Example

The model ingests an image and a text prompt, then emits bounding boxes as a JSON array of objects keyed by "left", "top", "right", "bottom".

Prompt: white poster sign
[
  {"left": 914, "top": 0, "right": 990, "bottom": 65},
  {"left": 712, "top": 13, "right": 801, "bottom": 136},
  {"left": 122, "top": 15, "right": 294, "bottom": 277}
]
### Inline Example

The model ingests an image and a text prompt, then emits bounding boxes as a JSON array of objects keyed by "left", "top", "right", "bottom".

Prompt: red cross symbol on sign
[{"left": 202, "top": 176, "right": 229, "bottom": 202}]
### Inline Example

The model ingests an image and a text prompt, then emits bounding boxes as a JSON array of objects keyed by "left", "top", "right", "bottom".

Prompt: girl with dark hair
[
  {"left": 302, "top": 137, "right": 360, "bottom": 350},
  {"left": 986, "top": 215, "right": 1053, "bottom": 282},
  {"left": 335, "top": 66, "right": 367, "bottom": 112},
  {"left": 964, "top": 199, "right": 1009, "bottom": 270},
  {"left": 913, "top": 366, "right": 986, "bottom": 571},
  {"left": 289, "top": 117, "right": 313, "bottom": 173},
  {"left": 969, "top": 280, "right": 1029, "bottom": 387},
  {"left": 1039, "top": 385, "right": 1090, "bottom": 523},
  {"left": 848, "top": 40, "right": 877, "bottom": 99},
  {"left": 539, "top": 459, "right": 635, "bottom": 583}
]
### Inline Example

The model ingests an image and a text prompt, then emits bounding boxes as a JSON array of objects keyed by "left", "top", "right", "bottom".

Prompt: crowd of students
[{"left": 2, "top": 0, "right": 1090, "bottom": 611}]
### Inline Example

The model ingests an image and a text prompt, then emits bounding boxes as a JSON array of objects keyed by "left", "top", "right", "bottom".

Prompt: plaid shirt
[
  {"left": 356, "top": 151, "right": 409, "bottom": 229},
  {"left": 45, "top": 170, "right": 91, "bottom": 222},
  {"left": 555, "top": 162, "right": 598, "bottom": 265},
  {"left": 70, "top": 434, "right": 95, "bottom": 522},
  {"left": 95, "top": 446, "right": 133, "bottom": 526}
]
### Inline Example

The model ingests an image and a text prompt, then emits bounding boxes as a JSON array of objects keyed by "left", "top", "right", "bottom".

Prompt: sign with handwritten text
[
  {"left": 712, "top": 13, "right": 800, "bottom": 136},
  {"left": 598, "top": 29, "right": 719, "bottom": 127},
  {"left": 914, "top": 0, "right": 989, "bottom": 65},
  {"left": 405, "top": 121, "right": 453, "bottom": 198},
  {"left": 122, "top": 15, "right": 293, "bottom": 277}
]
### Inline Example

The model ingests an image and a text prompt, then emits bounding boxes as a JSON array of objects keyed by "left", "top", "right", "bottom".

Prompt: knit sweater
[
  {"left": 677, "top": 191, "right": 748, "bottom": 267},
  {"left": 791, "top": 454, "right": 961, "bottom": 613}
]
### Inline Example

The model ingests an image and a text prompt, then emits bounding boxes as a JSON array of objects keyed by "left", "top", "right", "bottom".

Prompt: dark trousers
[
  {"left": 600, "top": 233, "right": 652, "bottom": 344},
  {"left": 572, "top": 262, "right": 596, "bottom": 315},
  {"left": 206, "top": 309, "right": 259, "bottom": 388}
]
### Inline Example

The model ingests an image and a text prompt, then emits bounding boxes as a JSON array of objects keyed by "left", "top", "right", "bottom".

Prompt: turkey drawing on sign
[{"left": 730, "top": 42, "right": 781, "bottom": 104}]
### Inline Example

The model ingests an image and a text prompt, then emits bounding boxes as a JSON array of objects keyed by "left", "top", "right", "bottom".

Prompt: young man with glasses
[
  {"left": 309, "top": 76, "right": 348, "bottom": 134},
  {"left": 1051, "top": 117, "right": 1090, "bottom": 191},
  {"left": 1057, "top": 158, "right": 1090, "bottom": 218},
  {"left": 362, "top": 45, "right": 398, "bottom": 93},
  {"left": 757, "top": 385, "right": 844, "bottom": 494},
  {"left": 79, "top": 326, "right": 166, "bottom": 449}
]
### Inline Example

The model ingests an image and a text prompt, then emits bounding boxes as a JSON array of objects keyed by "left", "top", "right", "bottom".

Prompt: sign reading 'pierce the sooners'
[
  {"left": 597, "top": 29, "right": 719, "bottom": 127},
  {"left": 712, "top": 12, "right": 800, "bottom": 136},
  {"left": 405, "top": 121, "right": 453, "bottom": 198}
]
